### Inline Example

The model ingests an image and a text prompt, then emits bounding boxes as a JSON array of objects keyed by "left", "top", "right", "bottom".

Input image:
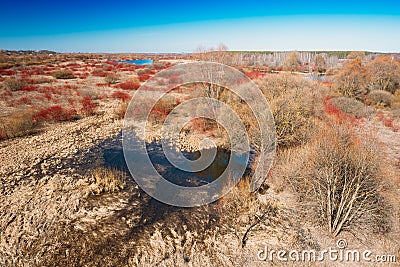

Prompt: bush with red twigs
[
  {"left": 17, "top": 97, "right": 32, "bottom": 105},
  {"left": 245, "top": 70, "right": 265, "bottom": 80},
  {"left": 80, "top": 96, "right": 97, "bottom": 116},
  {"left": 21, "top": 85, "right": 39, "bottom": 92},
  {"left": 111, "top": 91, "right": 131, "bottom": 102},
  {"left": 138, "top": 73, "right": 151, "bottom": 82},
  {"left": 116, "top": 80, "right": 140, "bottom": 90},
  {"left": 33, "top": 106, "right": 77, "bottom": 123}
]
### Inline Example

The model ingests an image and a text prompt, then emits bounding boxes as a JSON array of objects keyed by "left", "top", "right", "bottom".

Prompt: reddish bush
[
  {"left": 80, "top": 96, "right": 97, "bottom": 116},
  {"left": 17, "top": 97, "right": 32, "bottom": 105},
  {"left": 43, "top": 93, "right": 52, "bottom": 101},
  {"left": 0, "top": 128, "right": 6, "bottom": 140},
  {"left": 324, "top": 97, "right": 342, "bottom": 117},
  {"left": 96, "top": 83, "right": 111, "bottom": 87},
  {"left": 383, "top": 118, "right": 394, "bottom": 128},
  {"left": 148, "top": 98, "right": 176, "bottom": 124},
  {"left": 0, "top": 90, "right": 13, "bottom": 101},
  {"left": 245, "top": 70, "right": 265, "bottom": 80},
  {"left": 0, "top": 69, "right": 16, "bottom": 76},
  {"left": 191, "top": 117, "right": 217, "bottom": 133},
  {"left": 138, "top": 73, "right": 150, "bottom": 82},
  {"left": 34, "top": 105, "right": 77, "bottom": 122},
  {"left": 117, "top": 81, "right": 140, "bottom": 90},
  {"left": 111, "top": 91, "right": 131, "bottom": 102},
  {"left": 91, "top": 69, "right": 111, "bottom": 77},
  {"left": 63, "top": 84, "right": 78, "bottom": 90},
  {"left": 66, "top": 63, "right": 81, "bottom": 68},
  {"left": 21, "top": 85, "right": 39, "bottom": 92},
  {"left": 77, "top": 72, "right": 89, "bottom": 79},
  {"left": 323, "top": 96, "right": 361, "bottom": 125}
]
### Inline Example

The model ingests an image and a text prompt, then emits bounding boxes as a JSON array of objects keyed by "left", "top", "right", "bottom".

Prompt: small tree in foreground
[{"left": 291, "top": 122, "right": 390, "bottom": 236}]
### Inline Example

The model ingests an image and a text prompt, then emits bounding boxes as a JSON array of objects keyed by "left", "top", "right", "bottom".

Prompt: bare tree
[
  {"left": 367, "top": 55, "right": 400, "bottom": 93},
  {"left": 314, "top": 54, "right": 327, "bottom": 74},
  {"left": 193, "top": 44, "right": 230, "bottom": 136},
  {"left": 284, "top": 51, "right": 301, "bottom": 73}
]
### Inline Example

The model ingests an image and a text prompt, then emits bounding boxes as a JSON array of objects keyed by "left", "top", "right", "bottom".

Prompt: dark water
[
  {"left": 101, "top": 135, "right": 249, "bottom": 187},
  {"left": 117, "top": 59, "right": 153, "bottom": 65}
]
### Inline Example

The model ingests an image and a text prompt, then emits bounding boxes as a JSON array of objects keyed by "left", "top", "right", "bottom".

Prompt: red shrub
[
  {"left": 79, "top": 72, "right": 90, "bottom": 79},
  {"left": 111, "top": 91, "right": 131, "bottom": 102},
  {"left": 138, "top": 73, "right": 150, "bottom": 82},
  {"left": 245, "top": 71, "right": 265, "bottom": 80},
  {"left": 34, "top": 106, "right": 77, "bottom": 122},
  {"left": 324, "top": 97, "right": 342, "bottom": 117},
  {"left": 43, "top": 93, "right": 52, "bottom": 100},
  {"left": 21, "top": 85, "right": 39, "bottom": 92},
  {"left": 0, "top": 90, "right": 13, "bottom": 101},
  {"left": 64, "top": 84, "right": 78, "bottom": 90},
  {"left": 323, "top": 96, "right": 360, "bottom": 125},
  {"left": 66, "top": 63, "right": 81, "bottom": 68},
  {"left": 96, "top": 83, "right": 110, "bottom": 87},
  {"left": 383, "top": 118, "right": 393, "bottom": 128},
  {"left": 117, "top": 81, "right": 140, "bottom": 90},
  {"left": 382, "top": 118, "right": 398, "bottom": 131},
  {"left": 39, "top": 86, "right": 58, "bottom": 95},
  {"left": 80, "top": 96, "right": 97, "bottom": 116},
  {"left": 17, "top": 97, "right": 32, "bottom": 105},
  {"left": 0, "top": 69, "right": 16, "bottom": 76},
  {"left": 91, "top": 69, "right": 111, "bottom": 77}
]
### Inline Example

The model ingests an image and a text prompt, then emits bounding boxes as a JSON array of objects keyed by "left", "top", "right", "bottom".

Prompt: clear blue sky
[{"left": 1, "top": 0, "right": 400, "bottom": 52}]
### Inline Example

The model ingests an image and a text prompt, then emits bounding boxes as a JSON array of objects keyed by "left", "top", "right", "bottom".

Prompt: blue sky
[{"left": 1, "top": 0, "right": 400, "bottom": 52}]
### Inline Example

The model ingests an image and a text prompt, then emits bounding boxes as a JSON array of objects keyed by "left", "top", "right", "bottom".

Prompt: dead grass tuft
[
  {"left": 2, "top": 77, "right": 26, "bottom": 91},
  {"left": 89, "top": 167, "right": 126, "bottom": 194},
  {"left": 0, "top": 110, "right": 35, "bottom": 139},
  {"left": 367, "top": 90, "right": 394, "bottom": 107}
]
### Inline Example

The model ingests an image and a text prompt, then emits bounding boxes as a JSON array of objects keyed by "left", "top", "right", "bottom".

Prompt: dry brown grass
[
  {"left": 0, "top": 110, "right": 35, "bottom": 139},
  {"left": 367, "top": 90, "right": 394, "bottom": 107},
  {"left": 104, "top": 73, "right": 119, "bottom": 84},
  {"left": 89, "top": 167, "right": 126, "bottom": 194},
  {"left": 115, "top": 102, "right": 128, "bottom": 119},
  {"left": 2, "top": 77, "right": 26, "bottom": 91},
  {"left": 53, "top": 69, "right": 75, "bottom": 79}
]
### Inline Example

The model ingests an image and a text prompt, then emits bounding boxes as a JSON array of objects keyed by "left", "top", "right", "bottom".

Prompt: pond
[
  {"left": 118, "top": 59, "right": 153, "bottom": 65},
  {"left": 101, "top": 133, "right": 250, "bottom": 188}
]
